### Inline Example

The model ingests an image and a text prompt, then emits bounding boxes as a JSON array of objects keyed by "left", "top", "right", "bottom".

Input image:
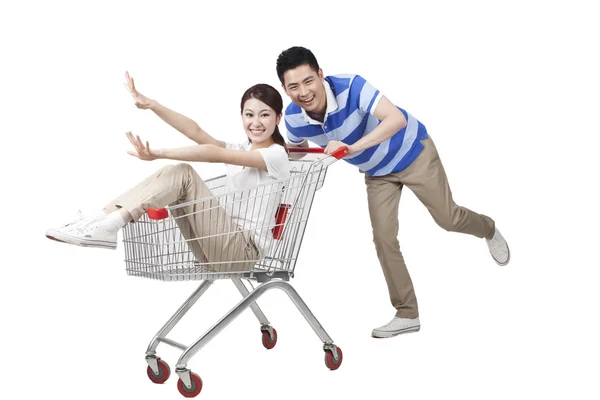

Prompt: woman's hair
[{"left": 240, "top": 83, "right": 288, "bottom": 153}]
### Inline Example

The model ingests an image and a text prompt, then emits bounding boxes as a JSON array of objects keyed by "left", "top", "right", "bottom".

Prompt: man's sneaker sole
[
  {"left": 490, "top": 243, "right": 510, "bottom": 266},
  {"left": 46, "top": 229, "right": 117, "bottom": 250},
  {"left": 371, "top": 325, "right": 421, "bottom": 339}
]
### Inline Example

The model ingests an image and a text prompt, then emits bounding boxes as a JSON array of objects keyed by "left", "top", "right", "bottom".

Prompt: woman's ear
[{"left": 277, "top": 113, "right": 282, "bottom": 125}]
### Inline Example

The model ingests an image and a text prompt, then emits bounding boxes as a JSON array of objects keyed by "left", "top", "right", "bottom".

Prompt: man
[{"left": 276, "top": 46, "right": 510, "bottom": 338}]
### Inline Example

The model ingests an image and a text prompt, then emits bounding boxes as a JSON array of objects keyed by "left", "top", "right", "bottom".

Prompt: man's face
[{"left": 282, "top": 64, "right": 326, "bottom": 116}]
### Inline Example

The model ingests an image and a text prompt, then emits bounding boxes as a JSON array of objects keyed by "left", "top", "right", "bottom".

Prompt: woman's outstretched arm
[
  {"left": 126, "top": 132, "right": 267, "bottom": 171},
  {"left": 124, "top": 71, "right": 225, "bottom": 148}
]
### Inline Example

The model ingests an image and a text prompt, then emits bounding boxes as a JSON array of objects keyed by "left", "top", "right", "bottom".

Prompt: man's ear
[
  {"left": 318, "top": 68, "right": 324, "bottom": 81},
  {"left": 281, "top": 84, "right": 288, "bottom": 96}
]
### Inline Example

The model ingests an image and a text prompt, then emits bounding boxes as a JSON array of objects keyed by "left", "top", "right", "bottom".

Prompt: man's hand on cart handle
[{"left": 324, "top": 140, "right": 353, "bottom": 159}]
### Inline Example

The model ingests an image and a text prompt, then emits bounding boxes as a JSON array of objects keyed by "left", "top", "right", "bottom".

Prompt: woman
[{"left": 46, "top": 73, "right": 291, "bottom": 272}]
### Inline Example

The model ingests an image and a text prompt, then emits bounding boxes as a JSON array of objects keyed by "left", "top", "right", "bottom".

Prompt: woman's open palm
[
  {"left": 126, "top": 131, "right": 159, "bottom": 161},
  {"left": 124, "top": 71, "right": 153, "bottom": 109}
]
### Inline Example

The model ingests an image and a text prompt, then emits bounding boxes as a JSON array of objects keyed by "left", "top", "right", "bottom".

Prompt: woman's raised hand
[
  {"left": 124, "top": 71, "right": 154, "bottom": 109},
  {"left": 126, "top": 131, "right": 160, "bottom": 161}
]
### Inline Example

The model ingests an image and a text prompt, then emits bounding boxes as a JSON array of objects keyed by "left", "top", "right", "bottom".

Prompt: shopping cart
[{"left": 122, "top": 146, "right": 348, "bottom": 397}]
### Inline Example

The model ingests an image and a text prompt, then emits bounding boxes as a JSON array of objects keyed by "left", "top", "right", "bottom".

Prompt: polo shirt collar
[{"left": 301, "top": 79, "right": 338, "bottom": 125}]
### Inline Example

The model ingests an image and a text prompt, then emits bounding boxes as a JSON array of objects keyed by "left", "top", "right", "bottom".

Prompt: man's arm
[
  {"left": 349, "top": 96, "right": 406, "bottom": 153},
  {"left": 282, "top": 118, "right": 310, "bottom": 158},
  {"left": 286, "top": 139, "right": 309, "bottom": 159},
  {"left": 287, "top": 140, "right": 309, "bottom": 149}
]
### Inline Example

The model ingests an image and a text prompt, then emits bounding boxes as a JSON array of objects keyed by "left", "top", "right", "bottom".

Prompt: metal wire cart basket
[{"left": 122, "top": 147, "right": 347, "bottom": 397}]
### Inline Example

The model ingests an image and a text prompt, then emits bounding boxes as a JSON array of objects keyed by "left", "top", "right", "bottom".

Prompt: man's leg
[
  {"left": 365, "top": 174, "right": 419, "bottom": 319},
  {"left": 398, "top": 137, "right": 508, "bottom": 265},
  {"left": 398, "top": 137, "right": 494, "bottom": 238}
]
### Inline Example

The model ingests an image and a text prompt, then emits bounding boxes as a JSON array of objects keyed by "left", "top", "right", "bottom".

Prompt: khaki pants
[
  {"left": 104, "top": 163, "right": 259, "bottom": 272},
  {"left": 365, "top": 137, "right": 495, "bottom": 318}
]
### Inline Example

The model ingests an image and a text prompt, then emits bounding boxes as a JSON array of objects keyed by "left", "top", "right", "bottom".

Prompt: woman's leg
[
  {"left": 161, "top": 165, "right": 259, "bottom": 272},
  {"left": 104, "top": 163, "right": 259, "bottom": 271}
]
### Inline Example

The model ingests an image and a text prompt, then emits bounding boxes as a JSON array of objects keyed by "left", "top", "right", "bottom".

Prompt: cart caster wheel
[
  {"left": 261, "top": 327, "right": 278, "bottom": 349},
  {"left": 177, "top": 372, "right": 203, "bottom": 398},
  {"left": 147, "top": 359, "right": 171, "bottom": 384},
  {"left": 324, "top": 346, "right": 343, "bottom": 370}
]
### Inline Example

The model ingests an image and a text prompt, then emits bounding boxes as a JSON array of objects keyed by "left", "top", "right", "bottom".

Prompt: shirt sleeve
[
  {"left": 256, "top": 145, "right": 291, "bottom": 180},
  {"left": 352, "top": 75, "right": 381, "bottom": 116},
  {"left": 284, "top": 119, "right": 307, "bottom": 144}
]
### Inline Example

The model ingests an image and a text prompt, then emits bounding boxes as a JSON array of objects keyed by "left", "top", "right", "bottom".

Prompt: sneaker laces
[
  {"left": 376, "top": 317, "right": 418, "bottom": 330},
  {"left": 380, "top": 317, "right": 402, "bottom": 329},
  {"left": 60, "top": 210, "right": 86, "bottom": 228},
  {"left": 72, "top": 212, "right": 105, "bottom": 233},
  {"left": 77, "top": 219, "right": 105, "bottom": 233}
]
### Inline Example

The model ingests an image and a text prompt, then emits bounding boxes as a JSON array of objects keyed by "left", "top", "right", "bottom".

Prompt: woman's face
[{"left": 242, "top": 98, "right": 281, "bottom": 144}]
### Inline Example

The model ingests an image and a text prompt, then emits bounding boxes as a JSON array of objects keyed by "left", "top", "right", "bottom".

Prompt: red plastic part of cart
[
  {"left": 147, "top": 207, "right": 169, "bottom": 220},
  {"left": 272, "top": 205, "right": 291, "bottom": 239},
  {"left": 288, "top": 146, "right": 349, "bottom": 159}
]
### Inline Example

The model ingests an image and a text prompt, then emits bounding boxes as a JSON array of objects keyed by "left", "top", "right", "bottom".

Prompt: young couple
[{"left": 46, "top": 46, "right": 510, "bottom": 338}]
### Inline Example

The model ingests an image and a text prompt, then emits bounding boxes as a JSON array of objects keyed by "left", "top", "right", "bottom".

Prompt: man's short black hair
[{"left": 276, "top": 46, "right": 320, "bottom": 85}]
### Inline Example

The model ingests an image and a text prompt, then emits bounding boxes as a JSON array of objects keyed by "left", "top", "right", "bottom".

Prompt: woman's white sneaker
[
  {"left": 46, "top": 216, "right": 117, "bottom": 249},
  {"left": 371, "top": 317, "right": 421, "bottom": 338},
  {"left": 486, "top": 228, "right": 510, "bottom": 266}
]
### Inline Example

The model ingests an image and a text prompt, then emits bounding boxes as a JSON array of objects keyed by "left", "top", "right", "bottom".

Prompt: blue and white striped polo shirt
[{"left": 284, "top": 74, "right": 428, "bottom": 176}]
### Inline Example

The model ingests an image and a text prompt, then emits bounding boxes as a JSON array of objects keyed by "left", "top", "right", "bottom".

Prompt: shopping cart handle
[
  {"left": 146, "top": 208, "right": 169, "bottom": 220},
  {"left": 331, "top": 146, "right": 349, "bottom": 159},
  {"left": 288, "top": 146, "right": 349, "bottom": 160}
]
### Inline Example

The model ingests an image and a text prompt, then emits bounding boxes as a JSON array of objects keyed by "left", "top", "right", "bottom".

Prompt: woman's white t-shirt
[{"left": 224, "top": 142, "right": 291, "bottom": 256}]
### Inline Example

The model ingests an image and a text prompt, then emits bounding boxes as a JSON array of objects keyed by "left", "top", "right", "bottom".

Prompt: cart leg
[
  {"left": 175, "top": 280, "right": 335, "bottom": 370},
  {"left": 232, "top": 278, "right": 276, "bottom": 345},
  {"left": 232, "top": 278, "right": 270, "bottom": 325},
  {"left": 146, "top": 280, "right": 214, "bottom": 357}
]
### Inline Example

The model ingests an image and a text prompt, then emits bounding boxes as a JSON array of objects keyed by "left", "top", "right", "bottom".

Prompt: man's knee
[
  {"left": 433, "top": 210, "right": 461, "bottom": 232},
  {"left": 372, "top": 224, "right": 398, "bottom": 246}
]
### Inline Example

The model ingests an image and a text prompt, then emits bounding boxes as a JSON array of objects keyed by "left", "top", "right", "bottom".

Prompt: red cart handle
[
  {"left": 145, "top": 146, "right": 348, "bottom": 222},
  {"left": 288, "top": 146, "right": 349, "bottom": 160}
]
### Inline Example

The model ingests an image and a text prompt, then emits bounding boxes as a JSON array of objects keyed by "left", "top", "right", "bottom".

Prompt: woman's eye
[{"left": 245, "top": 113, "right": 253, "bottom": 117}]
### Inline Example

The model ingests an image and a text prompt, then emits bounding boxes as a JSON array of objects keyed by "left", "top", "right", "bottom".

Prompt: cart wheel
[
  {"left": 147, "top": 359, "right": 171, "bottom": 384},
  {"left": 324, "top": 347, "right": 343, "bottom": 370},
  {"left": 261, "top": 328, "right": 278, "bottom": 349},
  {"left": 177, "top": 372, "right": 203, "bottom": 398}
]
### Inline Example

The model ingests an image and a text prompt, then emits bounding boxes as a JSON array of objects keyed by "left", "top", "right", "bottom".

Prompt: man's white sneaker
[
  {"left": 486, "top": 228, "right": 510, "bottom": 266},
  {"left": 371, "top": 317, "right": 420, "bottom": 338},
  {"left": 46, "top": 216, "right": 117, "bottom": 249}
]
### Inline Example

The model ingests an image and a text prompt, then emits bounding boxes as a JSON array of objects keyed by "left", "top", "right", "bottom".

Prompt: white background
[{"left": 1, "top": 0, "right": 599, "bottom": 399}]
